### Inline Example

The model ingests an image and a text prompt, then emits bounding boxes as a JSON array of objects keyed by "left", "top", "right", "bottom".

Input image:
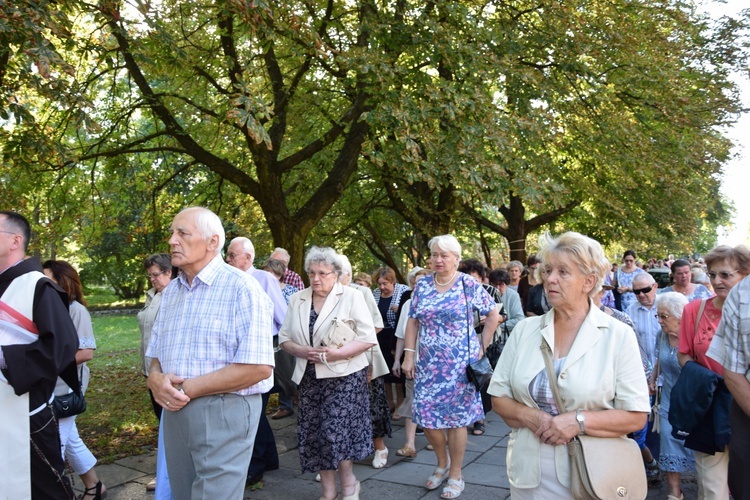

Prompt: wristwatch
[{"left": 575, "top": 409, "right": 585, "bottom": 434}]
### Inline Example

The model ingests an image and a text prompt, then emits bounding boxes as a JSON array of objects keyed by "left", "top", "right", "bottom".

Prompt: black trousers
[
  {"left": 729, "top": 400, "right": 750, "bottom": 499},
  {"left": 30, "top": 405, "right": 75, "bottom": 499},
  {"left": 247, "top": 391, "right": 279, "bottom": 477}
]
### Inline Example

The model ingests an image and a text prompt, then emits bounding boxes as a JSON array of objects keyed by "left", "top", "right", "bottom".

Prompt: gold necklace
[{"left": 435, "top": 270, "right": 457, "bottom": 287}]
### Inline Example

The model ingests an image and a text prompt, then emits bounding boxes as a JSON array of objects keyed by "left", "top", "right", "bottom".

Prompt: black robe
[{"left": 0, "top": 257, "right": 79, "bottom": 499}]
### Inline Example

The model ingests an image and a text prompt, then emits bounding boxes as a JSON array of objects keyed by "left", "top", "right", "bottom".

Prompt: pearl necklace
[{"left": 435, "top": 270, "right": 457, "bottom": 287}]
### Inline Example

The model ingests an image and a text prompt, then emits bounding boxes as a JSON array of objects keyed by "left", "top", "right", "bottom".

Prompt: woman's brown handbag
[{"left": 541, "top": 335, "right": 647, "bottom": 499}]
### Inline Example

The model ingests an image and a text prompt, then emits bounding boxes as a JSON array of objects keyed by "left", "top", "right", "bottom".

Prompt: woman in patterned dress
[
  {"left": 278, "top": 247, "right": 377, "bottom": 500},
  {"left": 613, "top": 249, "right": 646, "bottom": 311},
  {"left": 649, "top": 292, "right": 694, "bottom": 500},
  {"left": 401, "top": 235, "right": 500, "bottom": 499}
]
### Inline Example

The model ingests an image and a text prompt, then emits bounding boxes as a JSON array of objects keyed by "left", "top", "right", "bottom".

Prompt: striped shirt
[
  {"left": 625, "top": 301, "right": 660, "bottom": 368},
  {"left": 146, "top": 255, "right": 275, "bottom": 395},
  {"left": 707, "top": 275, "right": 750, "bottom": 380}
]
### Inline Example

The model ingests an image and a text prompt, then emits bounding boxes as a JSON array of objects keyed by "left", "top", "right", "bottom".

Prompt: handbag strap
[
  {"left": 463, "top": 277, "right": 487, "bottom": 360},
  {"left": 539, "top": 314, "right": 567, "bottom": 415},
  {"left": 694, "top": 298, "right": 708, "bottom": 340}
]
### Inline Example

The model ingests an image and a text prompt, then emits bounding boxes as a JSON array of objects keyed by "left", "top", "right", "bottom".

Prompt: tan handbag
[
  {"left": 541, "top": 332, "right": 647, "bottom": 500},
  {"left": 317, "top": 317, "right": 357, "bottom": 374}
]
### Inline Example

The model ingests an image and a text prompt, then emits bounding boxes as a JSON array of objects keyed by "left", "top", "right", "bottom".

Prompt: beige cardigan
[{"left": 279, "top": 283, "right": 377, "bottom": 383}]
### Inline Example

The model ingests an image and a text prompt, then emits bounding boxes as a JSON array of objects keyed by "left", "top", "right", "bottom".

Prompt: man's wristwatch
[{"left": 575, "top": 409, "right": 585, "bottom": 434}]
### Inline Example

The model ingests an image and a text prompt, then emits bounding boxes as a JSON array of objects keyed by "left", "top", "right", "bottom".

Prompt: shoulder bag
[
  {"left": 540, "top": 325, "right": 647, "bottom": 500},
  {"left": 53, "top": 366, "right": 86, "bottom": 419},
  {"left": 463, "top": 278, "right": 493, "bottom": 393}
]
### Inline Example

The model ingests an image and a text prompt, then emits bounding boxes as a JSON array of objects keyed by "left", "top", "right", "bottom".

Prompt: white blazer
[{"left": 279, "top": 283, "right": 377, "bottom": 383}]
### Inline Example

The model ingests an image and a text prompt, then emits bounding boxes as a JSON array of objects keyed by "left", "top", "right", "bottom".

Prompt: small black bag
[
  {"left": 466, "top": 355, "right": 493, "bottom": 392},
  {"left": 53, "top": 389, "right": 86, "bottom": 419},
  {"left": 462, "top": 277, "right": 494, "bottom": 393}
]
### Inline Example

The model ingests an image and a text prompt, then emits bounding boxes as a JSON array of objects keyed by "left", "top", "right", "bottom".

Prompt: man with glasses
[
  {"left": 0, "top": 211, "right": 80, "bottom": 499},
  {"left": 226, "top": 236, "right": 287, "bottom": 486},
  {"left": 625, "top": 272, "right": 662, "bottom": 479}
]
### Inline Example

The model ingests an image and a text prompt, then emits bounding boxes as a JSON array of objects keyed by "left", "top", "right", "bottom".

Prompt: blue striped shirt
[
  {"left": 146, "top": 255, "right": 275, "bottom": 395},
  {"left": 625, "top": 301, "right": 660, "bottom": 367}
]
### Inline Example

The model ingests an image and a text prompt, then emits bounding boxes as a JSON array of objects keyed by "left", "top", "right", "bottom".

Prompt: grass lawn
[{"left": 77, "top": 314, "right": 158, "bottom": 463}]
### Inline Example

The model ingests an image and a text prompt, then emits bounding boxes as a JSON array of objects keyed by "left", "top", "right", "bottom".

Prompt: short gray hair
[
  {"left": 537, "top": 231, "right": 609, "bottom": 298},
  {"left": 338, "top": 254, "right": 353, "bottom": 280},
  {"left": 507, "top": 260, "right": 524, "bottom": 272},
  {"left": 656, "top": 292, "right": 688, "bottom": 319},
  {"left": 179, "top": 207, "right": 225, "bottom": 252},
  {"left": 304, "top": 246, "right": 343, "bottom": 278},
  {"left": 633, "top": 272, "right": 656, "bottom": 287},
  {"left": 406, "top": 266, "right": 424, "bottom": 287},
  {"left": 270, "top": 247, "right": 291, "bottom": 265},
  {"left": 230, "top": 237, "right": 255, "bottom": 257},
  {"left": 428, "top": 234, "right": 462, "bottom": 260}
]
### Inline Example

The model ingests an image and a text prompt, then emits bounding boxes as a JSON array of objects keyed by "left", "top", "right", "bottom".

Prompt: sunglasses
[{"left": 633, "top": 285, "right": 654, "bottom": 295}]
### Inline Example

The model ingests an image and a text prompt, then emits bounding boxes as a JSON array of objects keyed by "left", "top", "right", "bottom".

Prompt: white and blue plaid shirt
[
  {"left": 625, "top": 301, "right": 660, "bottom": 369},
  {"left": 146, "top": 255, "right": 275, "bottom": 395}
]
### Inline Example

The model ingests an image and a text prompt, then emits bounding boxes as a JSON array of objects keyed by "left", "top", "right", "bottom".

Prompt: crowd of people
[{"left": 1, "top": 206, "right": 749, "bottom": 500}]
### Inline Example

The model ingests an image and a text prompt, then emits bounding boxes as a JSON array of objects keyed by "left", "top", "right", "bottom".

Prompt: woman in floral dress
[
  {"left": 402, "top": 235, "right": 499, "bottom": 499},
  {"left": 613, "top": 249, "right": 646, "bottom": 311}
]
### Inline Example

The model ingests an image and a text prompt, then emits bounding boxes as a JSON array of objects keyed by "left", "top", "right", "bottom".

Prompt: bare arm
[
  {"left": 724, "top": 369, "right": 750, "bottom": 417},
  {"left": 677, "top": 352, "right": 693, "bottom": 368},
  {"left": 401, "top": 318, "right": 419, "bottom": 379},
  {"left": 481, "top": 308, "right": 500, "bottom": 351},
  {"left": 392, "top": 337, "right": 405, "bottom": 377},
  {"left": 182, "top": 363, "right": 273, "bottom": 399},
  {"left": 493, "top": 395, "right": 550, "bottom": 431},
  {"left": 75, "top": 348, "right": 94, "bottom": 365}
]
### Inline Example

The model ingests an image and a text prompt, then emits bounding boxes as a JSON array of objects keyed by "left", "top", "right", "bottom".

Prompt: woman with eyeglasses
[
  {"left": 279, "top": 246, "right": 378, "bottom": 500},
  {"left": 648, "top": 292, "right": 694, "bottom": 500},
  {"left": 612, "top": 249, "right": 646, "bottom": 311},
  {"left": 676, "top": 245, "right": 750, "bottom": 499},
  {"left": 138, "top": 253, "right": 176, "bottom": 495}
]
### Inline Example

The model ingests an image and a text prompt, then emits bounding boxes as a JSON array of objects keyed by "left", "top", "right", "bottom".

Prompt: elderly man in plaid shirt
[{"left": 146, "top": 207, "right": 274, "bottom": 499}]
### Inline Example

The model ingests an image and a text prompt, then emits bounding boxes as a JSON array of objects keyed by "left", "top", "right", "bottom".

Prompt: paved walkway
[{"left": 73, "top": 411, "right": 699, "bottom": 499}]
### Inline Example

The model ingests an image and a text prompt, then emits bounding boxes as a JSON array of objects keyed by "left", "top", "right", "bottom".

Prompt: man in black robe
[{"left": 0, "top": 211, "right": 79, "bottom": 499}]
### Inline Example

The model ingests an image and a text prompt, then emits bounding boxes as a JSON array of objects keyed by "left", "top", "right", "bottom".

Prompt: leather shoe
[
  {"left": 271, "top": 409, "right": 294, "bottom": 420},
  {"left": 246, "top": 472, "right": 264, "bottom": 486}
]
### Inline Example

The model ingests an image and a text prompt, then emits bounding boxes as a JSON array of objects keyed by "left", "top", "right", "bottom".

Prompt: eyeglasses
[
  {"left": 147, "top": 270, "right": 169, "bottom": 279},
  {"left": 708, "top": 270, "right": 739, "bottom": 280},
  {"left": 656, "top": 313, "right": 671, "bottom": 320},
  {"left": 633, "top": 285, "right": 654, "bottom": 295},
  {"left": 225, "top": 252, "right": 247, "bottom": 260},
  {"left": 0, "top": 230, "right": 18, "bottom": 236},
  {"left": 307, "top": 271, "right": 335, "bottom": 279},
  {"left": 623, "top": 259, "right": 635, "bottom": 263}
]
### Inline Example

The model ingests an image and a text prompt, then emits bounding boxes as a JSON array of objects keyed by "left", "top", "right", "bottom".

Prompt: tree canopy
[{"left": 1, "top": 0, "right": 748, "bottom": 294}]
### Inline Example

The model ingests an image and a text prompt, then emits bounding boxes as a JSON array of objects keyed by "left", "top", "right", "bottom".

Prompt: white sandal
[
  {"left": 372, "top": 447, "right": 388, "bottom": 468},
  {"left": 425, "top": 459, "right": 451, "bottom": 490},
  {"left": 441, "top": 477, "right": 465, "bottom": 499}
]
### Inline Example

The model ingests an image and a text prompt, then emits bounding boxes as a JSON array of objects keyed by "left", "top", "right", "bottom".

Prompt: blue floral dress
[
  {"left": 408, "top": 273, "right": 496, "bottom": 428},
  {"left": 656, "top": 332, "right": 695, "bottom": 473}
]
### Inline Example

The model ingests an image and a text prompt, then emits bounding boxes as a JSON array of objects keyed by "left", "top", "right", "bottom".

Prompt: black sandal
[
  {"left": 81, "top": 481, "right": 107, "bottom": 500},
  {"left": 472, "top": 421, "right": 485, "bottom": 435}
]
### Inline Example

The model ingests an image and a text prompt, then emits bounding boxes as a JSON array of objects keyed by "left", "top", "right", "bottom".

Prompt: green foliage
[
  {"left": 78, "top": 314, "right": 157, "bottom": 463},
  {"left": 1, "top": 0, "right": 747, "bottom": 274}
]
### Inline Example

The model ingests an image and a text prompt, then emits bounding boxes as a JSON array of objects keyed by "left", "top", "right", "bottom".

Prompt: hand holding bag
[
  {"left": 540, "top": 318, "right": 647, "bottom": 500},
  {"left": 317, "top": 317, "right": 357, "bottom": 374}
]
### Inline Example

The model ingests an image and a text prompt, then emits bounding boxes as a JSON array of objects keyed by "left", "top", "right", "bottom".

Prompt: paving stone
[
  {"left": 115, "top": 452, "right": 156, "bottom": 475},
  {"left": 463, "top": 460, "right": 509, "bottom": 488}
]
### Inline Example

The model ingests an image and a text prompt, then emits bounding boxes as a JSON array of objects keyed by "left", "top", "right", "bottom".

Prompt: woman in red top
[{"left": 678, "top": 244, "right": 750, "bottom": 499}]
